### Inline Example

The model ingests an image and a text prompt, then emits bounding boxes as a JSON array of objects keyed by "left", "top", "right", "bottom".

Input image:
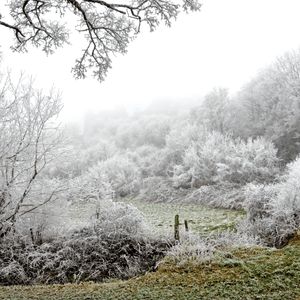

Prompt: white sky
[{"left": 1, "top": 0, "right": 300, "bottom": 123}]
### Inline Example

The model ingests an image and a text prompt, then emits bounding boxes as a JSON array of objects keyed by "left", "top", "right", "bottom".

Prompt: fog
[{"left": 1, "top": 0, "right": 300, "bottom": 124}]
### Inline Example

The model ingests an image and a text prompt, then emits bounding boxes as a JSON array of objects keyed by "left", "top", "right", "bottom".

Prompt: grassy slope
[{"left": 1, "top": 237, "right": 300, "bottom": 299}]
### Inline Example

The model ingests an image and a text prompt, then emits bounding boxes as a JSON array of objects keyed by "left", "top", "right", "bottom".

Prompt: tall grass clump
[
  {"left": 164, "top": 229, "right": 262, "bottom": 267},
  {"left": 242, "top": 155, "right": 300, "bottom": 247}
]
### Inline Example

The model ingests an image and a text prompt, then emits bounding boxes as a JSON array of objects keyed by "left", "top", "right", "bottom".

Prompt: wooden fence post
[
  {"left": 174, "top": 214, "right": 180, "bottom": 241},
  {"left": 184, "top": 220, "right": 189, "bottom": 232}
]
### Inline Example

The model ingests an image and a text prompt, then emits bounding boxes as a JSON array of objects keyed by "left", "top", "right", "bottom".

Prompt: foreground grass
[{"left": 2, "top": 234, "right": 300, "bottom": 299}]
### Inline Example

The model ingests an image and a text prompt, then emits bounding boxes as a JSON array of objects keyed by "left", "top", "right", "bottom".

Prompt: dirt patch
[{"left": 286, "top": 231, "right": 300, "bottom": 247}]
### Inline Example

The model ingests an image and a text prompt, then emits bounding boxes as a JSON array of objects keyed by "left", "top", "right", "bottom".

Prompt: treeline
[
  {"left": 191, "top": 47, "right": 300, "bottom": 164},
  {"left": 41, "top": 47, "right": 300, "bottom": 201}
]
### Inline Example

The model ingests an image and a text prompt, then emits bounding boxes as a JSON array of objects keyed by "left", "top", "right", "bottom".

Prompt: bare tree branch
[{"left": 0, "top": 20, "right": 25, "bottom": 42}]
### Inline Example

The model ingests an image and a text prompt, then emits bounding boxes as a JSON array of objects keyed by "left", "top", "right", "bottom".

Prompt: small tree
[
  {"left": 0, "top": 0, "right": 202, "bottom": 81},
  {"left": 0, "top": 69, "right": 66, "bottom": 241}
]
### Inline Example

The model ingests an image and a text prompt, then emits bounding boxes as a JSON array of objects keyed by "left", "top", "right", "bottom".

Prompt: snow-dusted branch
[{"left": 1, "top": 0, "right": 201, "bottom": 81}]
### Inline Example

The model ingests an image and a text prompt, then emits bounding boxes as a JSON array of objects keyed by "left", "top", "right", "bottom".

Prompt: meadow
[{"left": 117, "top": 199, "right": 247, "bottom": 236}]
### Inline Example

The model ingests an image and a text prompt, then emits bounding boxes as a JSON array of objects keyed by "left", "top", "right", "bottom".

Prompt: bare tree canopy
[
  {"left": 0, "top": 70, "right": 66, "bottom": 239},
  {"left": 0, "top": 0, "right": 202, "bottom": 81}
]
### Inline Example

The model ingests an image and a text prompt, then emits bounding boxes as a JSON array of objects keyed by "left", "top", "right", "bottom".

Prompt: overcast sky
[{"left": 1, "top": 0, "right": 300, "bottom": 123}]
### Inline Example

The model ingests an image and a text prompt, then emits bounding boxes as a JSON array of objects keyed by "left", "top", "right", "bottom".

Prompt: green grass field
[
  {"left": 118, "top": 199, "right": 247, "bottom": 236},
  {"left": 67, "top": 199, "right": 247, "bottom": 236}
]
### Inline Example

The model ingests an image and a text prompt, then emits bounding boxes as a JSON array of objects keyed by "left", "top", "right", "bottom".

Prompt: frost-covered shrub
[
  {"left": 0, "top": 196, "right": 172, "bottom": 285},
  {"left": 63, "top": 154, "right": 141, "bottom": 202},
  {"left": 139, "top": 177, "right": 174, "bottom": 202},
  {"left": 67, "top": 167, "right": 113, "bottom": 204},
  {"left": 68, "top": 198, "right": 146, "bottom": 237},
  {"left": 126, "top": 145, "right": 163, "bottom": 178},
  {"left": 1, "top": 178, "right": 73, "bottom": 247},
  {"left": 136, "top": 114, "right": 171, "bottom": 148},
  {"left": 89, "top": 155, "right": 142, "bottom": 197},
  {"left": 172, "top": 132, "right": 279, "bottom": 188},
  {"left": 83, "top": 140, "right": 118, "bottom": 164},
  {"left": 172, "top": 134, "right": 221, "bottom": 188},
  {"left": 159, "top": 123, "right": 207, "bottom": 177},
  {"left": 10, "top": 170, "right": 112, "bottom": 246},
  {"left": 89, "top": 200, "right": 145, "bottom": 236},
  {"left": 0, "top": 222, "right": 171, "bottom": 285},
  {"left": 66, "top": 162, "right": 143, "bottom": 233},
  {"left": 242, "top": 156, "right": 300, "bottom": 247},
  {"left": 243, "top": 184, "right": 275, "bottom": 222},
  {"left": 215, "top": 135, "right": 279, "bottom": 184},
  {"left": 44, "top": 140, "right": 118, "bottom": 178},
  {"left": 273, "top": 155, "right": 300, "bottom": 213},
  {"left": 114, "top": 115, "right": 171, "bottom": 149}
]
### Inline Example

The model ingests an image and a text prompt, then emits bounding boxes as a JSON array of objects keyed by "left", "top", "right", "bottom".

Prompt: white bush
[
  {"left": 172, "top": 132, "right": 279, "bottom": 188},
  {"left": 76, "top": 154, "right": 142, "bottom": 198},
  {"left": 91, "top": 200, "right": 145, "bottom": 236},
  {"left": 161, "top": 123, "right": 207, "bottom": 177},
  {"left": 242, "top": 156, "right": 300, "bottom": 247}
]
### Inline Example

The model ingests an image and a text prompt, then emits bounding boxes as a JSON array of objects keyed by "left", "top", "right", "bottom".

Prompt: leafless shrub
[{"left": 0, "top": 223, "right": 174, "bottom": 286}]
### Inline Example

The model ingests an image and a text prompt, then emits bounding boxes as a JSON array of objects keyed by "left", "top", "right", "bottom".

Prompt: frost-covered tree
[
  {"left": 0, "top": 0, "right": 202, "bottom": 81},
  {"left": 0, "top": 69, "right": 66, "bottom": 240},
  {"left": 237, "top": 47, "right": 300, "bottom": 163},
  {"left": 190, "top": 87, "right": 235, "bottom": 134}
]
